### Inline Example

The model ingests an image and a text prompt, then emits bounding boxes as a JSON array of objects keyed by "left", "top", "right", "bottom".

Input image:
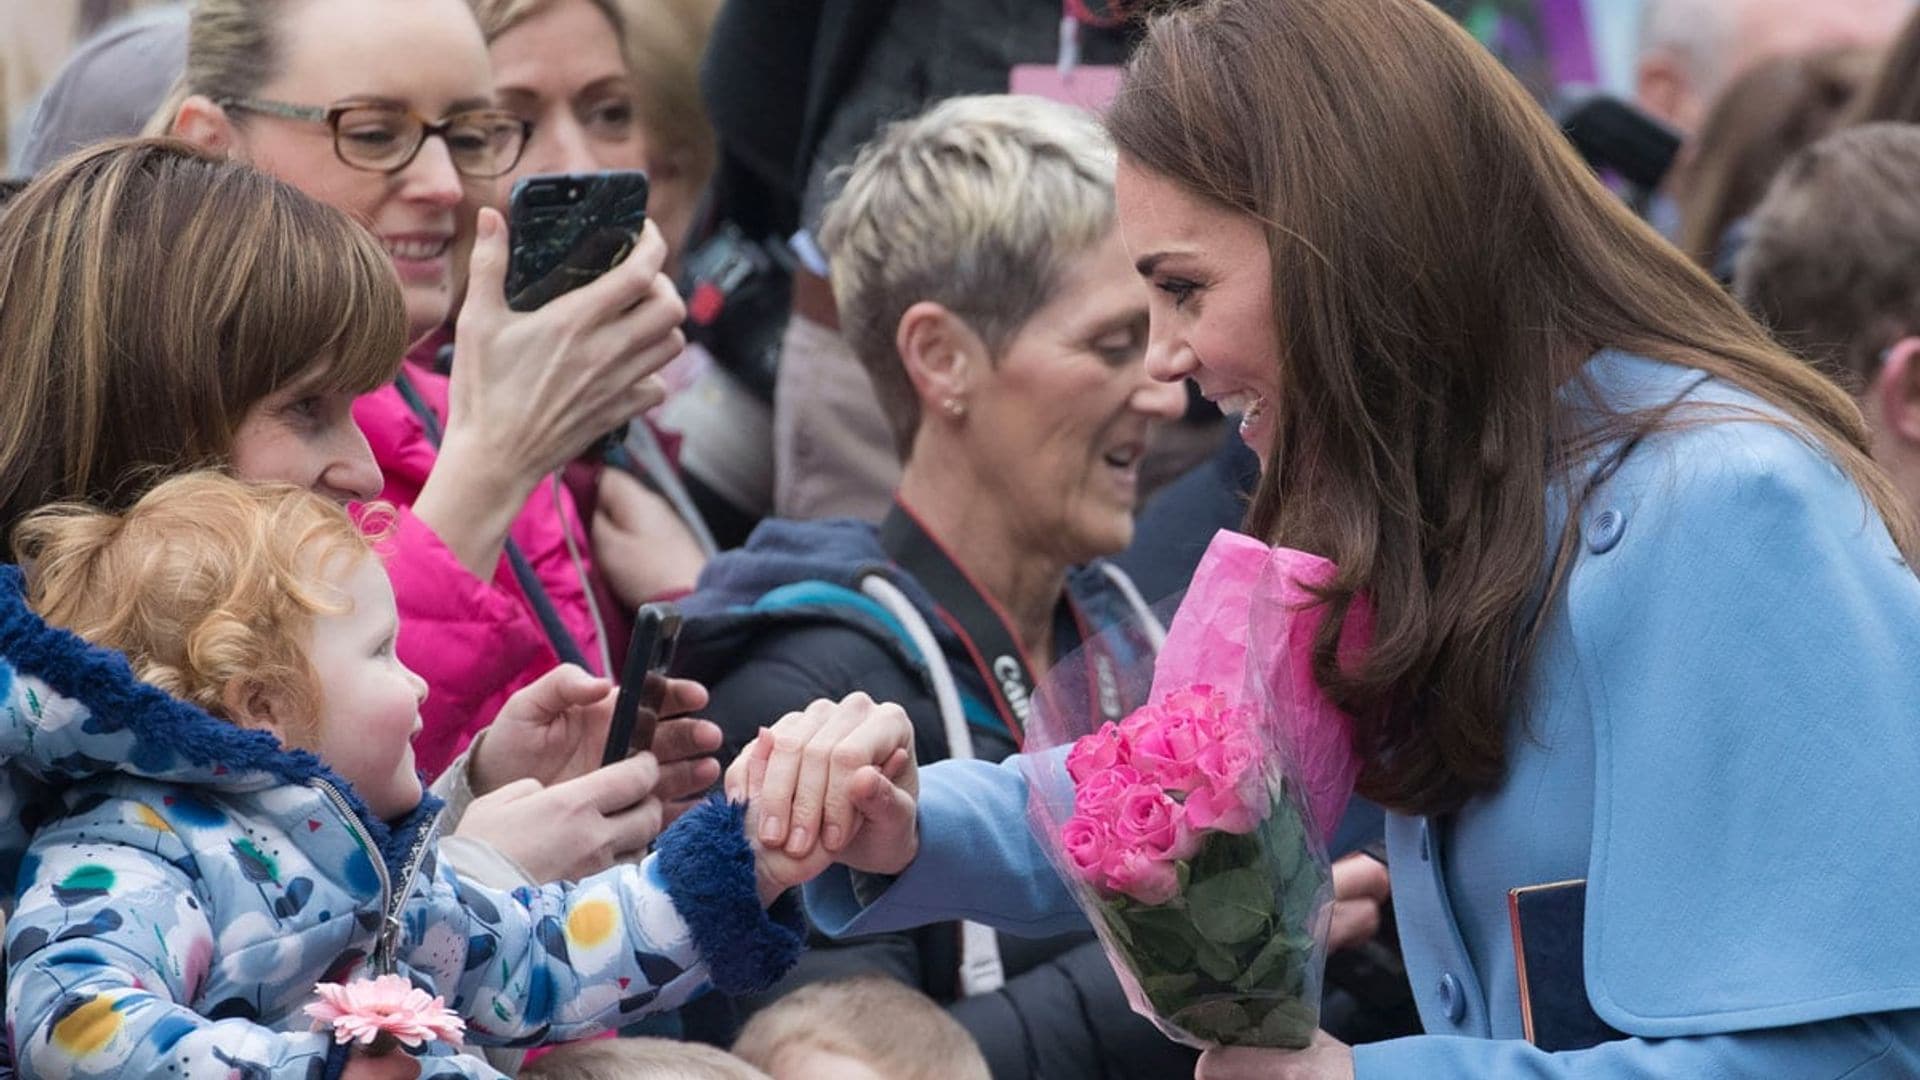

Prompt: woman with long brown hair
[{"left": 732, "top": 0, "right": 1920, "bottom": 1076}]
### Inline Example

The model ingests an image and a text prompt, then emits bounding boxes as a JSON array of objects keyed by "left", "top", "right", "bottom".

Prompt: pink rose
[
  {"left": 1061, "top": 815, "right": 1114, "bottom": 885},
  {"left": 1195, "top": 732, "right": 1259, "bottom": 792},
  {"left": 1101, "top": 846, "right": 1181, "bottom": 905},
  {"left": 1131, "top": 714, "right": 1207, "bottom": 789},
  {"left": 1113, "top": 783, "right": 1202, "bottom": 862},
  {"left": 1184, "top": 777, "right": 1264, "bottom": 835},
  {"left": 1066, "top": 722, "right": 1132, "bottom": 784},
  {"left": 1074, "top": 764, "right": 1144, "bottom": 815}
]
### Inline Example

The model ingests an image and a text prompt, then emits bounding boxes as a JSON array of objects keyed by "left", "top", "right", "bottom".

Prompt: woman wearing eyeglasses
[{"left": 159, "top": 0, "right": 710, "bottom": 888}]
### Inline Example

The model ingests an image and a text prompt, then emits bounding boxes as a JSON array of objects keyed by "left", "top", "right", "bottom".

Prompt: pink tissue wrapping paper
[{"left": 1147, "top": 530, "right": 1372, "bottom": 843}]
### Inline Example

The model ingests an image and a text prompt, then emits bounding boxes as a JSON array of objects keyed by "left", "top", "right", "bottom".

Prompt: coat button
[
  {"left": 1438, "top": 973, "right": 1466, "bottom": 1024},
  {"left": 1585, "top": 508, "right": 1626, "bottom": 554}
]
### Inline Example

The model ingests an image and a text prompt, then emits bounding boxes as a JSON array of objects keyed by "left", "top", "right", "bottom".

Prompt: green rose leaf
[
  {"left": 1194, "top": 932, "right": 1242, "bottom": 983},
  {"left": 1188, "top": 868, "right": 1274, "bottom": 945},
  {"left": 1233, "top": 929, "right": 1302, "bottom": 993},
  {"left": 1174, "top": 999, "right": 1252, "bottom": 1043},
  {"left": 1261, "top": 803, "right": 1306, "bottom": 883},
  {"left": 1194, "top": 830, "right": 1258, "bottom": 879},
  {"left": 1123, "top": 907, "right": 1196, "bottom": 971},
  {"left": 1140, "top": 972, "right": 1200, "bottom": 1011},
  {"left": 1281, "top": 856, "right": 1326, "bottom": 926},
  {"left": 1252, "top": 996, "right": 1318, "bottom": 1049}
]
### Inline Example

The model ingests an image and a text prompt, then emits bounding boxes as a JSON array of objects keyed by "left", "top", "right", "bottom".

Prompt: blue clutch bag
[{"left": 1508, "top": 878, "right": 1627, "bottom": 1052}]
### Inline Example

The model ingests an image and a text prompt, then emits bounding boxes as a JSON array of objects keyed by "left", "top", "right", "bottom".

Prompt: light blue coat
[{"left": 807, "top": 353, "right": 1920, "bottom": 1076}]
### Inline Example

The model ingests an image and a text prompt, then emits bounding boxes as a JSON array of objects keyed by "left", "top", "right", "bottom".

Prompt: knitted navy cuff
[
  {"left": 319, "top": 1039, "right": 351, "bottom": 1080},
  {"left": 655, "top": 798, "right": 806, "bottom": 996}
]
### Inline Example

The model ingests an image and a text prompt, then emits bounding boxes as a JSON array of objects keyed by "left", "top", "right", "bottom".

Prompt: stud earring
[{"left": 944, "top": 398, "right": 967, "bottom": 419}]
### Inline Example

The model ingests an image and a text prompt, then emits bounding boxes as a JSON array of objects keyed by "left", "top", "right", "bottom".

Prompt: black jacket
[{"left": 678, "top": 517, "right": 1198, "bottom": 1079}]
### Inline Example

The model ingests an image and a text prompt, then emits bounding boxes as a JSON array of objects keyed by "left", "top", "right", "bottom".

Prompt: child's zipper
[{"left": 312, "top": 780, "right": 442, "bottom": 975}]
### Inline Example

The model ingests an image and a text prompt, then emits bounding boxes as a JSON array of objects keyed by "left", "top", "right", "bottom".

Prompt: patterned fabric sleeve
[
  {"left": 426, "top": 800, "right": 805, "bottom": 1047},
  {"left": 8, "top": 795, "right": 343, "bottom": 1080}
]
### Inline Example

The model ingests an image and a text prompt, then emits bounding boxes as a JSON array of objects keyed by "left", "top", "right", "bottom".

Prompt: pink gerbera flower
[{"left": 306, "top": 974, "right": 465, "bottom": 1053}]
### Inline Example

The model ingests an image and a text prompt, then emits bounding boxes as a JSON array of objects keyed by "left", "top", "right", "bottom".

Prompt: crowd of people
[{"left": 2, "top": 0, "right": 1919, "bottom": 1077}]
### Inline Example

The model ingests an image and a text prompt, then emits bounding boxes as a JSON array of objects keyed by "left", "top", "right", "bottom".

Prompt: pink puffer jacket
[{"left": 354, "top": 357, "right": 627, "bottom": 779}]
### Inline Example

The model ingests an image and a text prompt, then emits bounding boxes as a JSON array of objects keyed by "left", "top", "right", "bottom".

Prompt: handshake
[{"left": 729, "top": 693, "right": 925, "bottom": 904}]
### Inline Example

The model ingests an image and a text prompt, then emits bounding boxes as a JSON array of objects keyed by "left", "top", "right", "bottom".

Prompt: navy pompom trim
[
  {"left": 655, "top": 798, "right": 805, "bottom": 996},
  {"left": 318, "top": 1040, "right": 350, "bottom": 1080}
]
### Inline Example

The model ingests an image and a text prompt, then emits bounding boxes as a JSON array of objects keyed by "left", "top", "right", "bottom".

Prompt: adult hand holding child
[{"left": 726, "top": 693, "right": 921, "bottom": 881}]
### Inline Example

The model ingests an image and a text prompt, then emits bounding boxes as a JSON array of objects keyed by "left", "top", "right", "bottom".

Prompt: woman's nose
[
  {"left": 321, "top": 422, "right": 385, "bottom": 503},
  {"left": 1143, "top": 327, "right": 1196, "bottom": 385},
  {"left": 400, "top": 136, "right": 468, "bottom": 208}
]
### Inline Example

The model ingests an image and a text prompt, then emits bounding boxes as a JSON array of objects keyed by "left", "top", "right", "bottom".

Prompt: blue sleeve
[
  {"left": 1354, "top": 1011, "right": 1920, "bottom": 1078},
  {"left": 804, "top": 756, "right": 1088, "bottom": 940}
]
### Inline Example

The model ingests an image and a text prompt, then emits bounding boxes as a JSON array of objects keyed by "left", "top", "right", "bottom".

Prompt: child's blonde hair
[
  {"left": 519, "top": 1037, "right": 771, "bottom": 1080},
  {"left": 14, "top": 471, "right": 382, "bottom": 740},
  {"left": 732, "top": 975, "right": 990, "bottom": 1080}
]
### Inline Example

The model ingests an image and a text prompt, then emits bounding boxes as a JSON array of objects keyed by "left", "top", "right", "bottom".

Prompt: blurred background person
[
  {"left": 521, "top": 1036, "right": 773, "bottom": 1080},
  {"left": 472, "top": 0, "right": 715, "bottom": 616},
  {"left": 10, "top": 3, "right": 185, "bottom": 177},
  {"left": 1, "top": 0, "right": 168, "bottom": 165},
  {"left": 1633, "top": 0, "right": 1908, "bottom": 137},
  {"left": 1847, "top": 0, "right": 1920, "bottom": 124},
  {"left": 732, "top": 976, "right": 990, "bottom": 1080},
  {"left": 1668, "top": 47, "right": 1875, "bottom": 277},
  {"left": 1630, "top": 0, "right": 1909, "bottom": 238},
  {"left": 1736, "top": 123, "right": 1920, "bottom": 521}
]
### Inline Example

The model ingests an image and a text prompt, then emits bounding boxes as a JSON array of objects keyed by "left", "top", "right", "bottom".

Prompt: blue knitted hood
[{"left": 0, "top": 563, "right": 435, "bottom": 900}]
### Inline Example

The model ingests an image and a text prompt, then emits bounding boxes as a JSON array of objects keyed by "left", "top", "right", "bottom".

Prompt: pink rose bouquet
[
  {"left": 1021, "top": 531, "right": 1371, "bottom": 1048},
  {"left": 305, "top": 974, "right": 466, "bottom": 1056}
]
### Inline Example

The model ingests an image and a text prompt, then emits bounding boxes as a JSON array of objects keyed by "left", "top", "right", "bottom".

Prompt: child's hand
[
  {"left": 728, "top": 693, "right": 920, "bottom": 882},
  {"left": 338, "top": 1049, "right": 422, "bottom": 1080},
  {"left": 753, "top": 825, "right": 838, "bottom": 905}
]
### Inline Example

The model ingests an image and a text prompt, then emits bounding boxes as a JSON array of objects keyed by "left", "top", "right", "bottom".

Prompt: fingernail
[
  {"left": 477, "top": 209, "right": 499, "bottom": 239},
  {"left": 788, "top": 825, "right": 810, "bottom": 852},
  {"left": 759, "top": 815, "right": 783, "bottom": 843},
  {"left": 824, "top": 824, "right": 844, "bottom": 850}
]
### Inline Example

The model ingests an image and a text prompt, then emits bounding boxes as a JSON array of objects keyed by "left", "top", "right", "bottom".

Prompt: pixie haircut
[
  {"left": 818, "top": 93, "right": 1118, "bottom": 459},
  {"left": 731, "top": 975, "right": 990, "bottom": 1080},
  {"left": 16, "top": 472, "right": 386, "bottom": 741},
  {"left": 1736, "top": 123, "right": 1920, "bottom": 391},
  {"left": 0, "top": 138, "right": 406, "bottom": 550}
]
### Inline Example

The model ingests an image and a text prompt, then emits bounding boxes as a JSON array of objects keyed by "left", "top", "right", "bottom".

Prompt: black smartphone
[
  {"left": 506, "top": 170, "right": 651, "bottom": 312},
  {"left": 602, "top": 602, "right": 682, "bottom": 767}
]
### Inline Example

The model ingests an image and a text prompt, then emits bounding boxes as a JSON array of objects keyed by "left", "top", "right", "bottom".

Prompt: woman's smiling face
[
  {"left": 1117, "top": 158, "right": 1282, "bottom": 467},
  {"left": 223, "top": 0, "right": 499, "bottom": 339}
]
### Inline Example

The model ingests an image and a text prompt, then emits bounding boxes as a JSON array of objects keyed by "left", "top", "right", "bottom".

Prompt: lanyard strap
[
  {"left": 879, "top": 502, "right": 1124, "bottom": 741},
  {"left": 392, "top": 371, "right": 592, "bottom": 672}
]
